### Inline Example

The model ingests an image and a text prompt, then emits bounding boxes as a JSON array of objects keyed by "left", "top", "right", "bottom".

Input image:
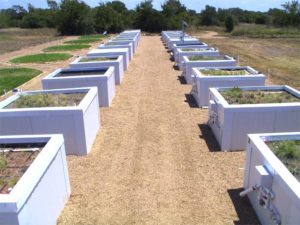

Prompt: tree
[
  {"left": 225, "top": 15, "right": 234, "bottom": 32},
  {"left": 199, "top": 5, "right": 219, "bottom": 26},
  {"left": 57, "top": 0, "right": 94, "bottom": 35}
]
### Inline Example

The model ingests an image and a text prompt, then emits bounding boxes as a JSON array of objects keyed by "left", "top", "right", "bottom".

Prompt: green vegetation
[
  {"left": 79, "top": 57, "right": 117, "bottom": 62},
  {"left": 7, "top": 93, "right": 86, "bottom": 108},
  {"left": 268, "top": 140, "right": 300, "bottom": 181},
  {"left": 225, "top": 15, "right": 234, "bottom": 32},
  {"left": 0, "top": 68, "right": 42, "bottom": 95},
  {"left": 188, "top": 55, "right": 220, "bottom": 61},
  {"left": 10, "top": 53, "right": 72, "bottom": 63},
  {"left": 43, "top": 44, "right": 90, "bottom": 52},
  {"left": 231, "top": 26, "right": 300, "bottom": 38},
  {"left": 222, "top": 87, "right": 300, "bottom": 104},
  {"left": 64, "top": 39, "right": 100, "bottom": 44},
  {"left": 199, "top": 69, "right": 249, "bottom": 76},
  {"left": 0, "top": 156, "right": 7, "bottom": 170}
]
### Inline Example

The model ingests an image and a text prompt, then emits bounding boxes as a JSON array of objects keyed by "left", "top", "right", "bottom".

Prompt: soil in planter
[
  {"left": 79, "top": 57, "right": 118, "bottom": 62},
  {"left": 180, "top": 48, "right": 210, "bottom": 52},
  {"left": 221, "top": 87, "right": 300, "bottom": 104},
  {"left": 0, "top": 143, "right": 44, "bottom": 194},
  {"left": 199, "top": 69, "right": 250, "bottom": 76},
  {"left": 188, "top": 55, "right": 224, "bottom": 61},
  {"left": 5, "top": 93, "right": 86, "bottom": 108},
  {"left": 55, "top": 69, "right": 107, "bottom": 77},
  {"left": 267, "top": 140, "right": 300, "bottom": 182}
]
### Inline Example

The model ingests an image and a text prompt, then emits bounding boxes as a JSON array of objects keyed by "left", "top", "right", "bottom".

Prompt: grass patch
[
  {"left": 43, "top": 44, "right": 90, "bottom": 52},
  {"left": 0, "top": 68, "right": 42, "bottom": 95},
  {"left": 221, "top": 87, "right": 300, "bottom": 104},
  {"left": 6, "top": 93, "right": 85, "bottom": 108},
  {"left": 79, "top": 57, "right": 118, "bottom": 62},
  {"left": 199, "top": 69, "right": 250, "bottom": 76},
  {"left": 232, "top": 26, "right": 300, "bottom": 38},
  {"left": 10, "top": 53, "right": 72, "bottom": 64},
  {"left": 64, "top": 39, "right": 100, "bottom": 44},
  {"left": 188, "top": 55, "right": 220, "bottom": 61},
  {"left": 267, "top": 140, "right": 300, "bottom": 181},
  {"left": 79, "top": 34, "right": 104, "bottom": 39}
]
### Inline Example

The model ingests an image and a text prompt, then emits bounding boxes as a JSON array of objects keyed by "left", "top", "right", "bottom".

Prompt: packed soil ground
[{"left": 56, "top": 35, "right": 259, "bottom": 225}]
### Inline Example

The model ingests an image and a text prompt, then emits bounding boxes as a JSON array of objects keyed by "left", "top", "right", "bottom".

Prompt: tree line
[{"left": 0, "top": 0, "right": 299, "bottom": 34}]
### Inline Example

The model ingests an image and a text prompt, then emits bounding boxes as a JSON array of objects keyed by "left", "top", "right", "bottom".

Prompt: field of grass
[
  {"left": 0, "top": 28, "right": 60, "bottom": 54},
  {"left": 10, "top": 53, "right": 72, "bottom": 63},
  {"left": 0, "top": 67, "right": 42, "bottom": 95},
  {"left": 197, "top": 35, "right": 300, "bottom": 89},
  {"left": 43, "top": 44, "right": 91, "bottom": 52},
  {"left": 64, "top": 39, "right": 100, "bottom": 44}
]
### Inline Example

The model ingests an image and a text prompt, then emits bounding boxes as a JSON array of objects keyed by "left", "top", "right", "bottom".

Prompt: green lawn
[
  {"left": 64, "top": 39, "right": 100, "bottom": 44},
  {"left": 10, "top": 53, "right": 72, "bottom": 63},
  {"left": 0, "top": 67, "right": 42, "bottom": 95},
  {"left": 43, "top": 44, "right": 91, "bottom": 52}
]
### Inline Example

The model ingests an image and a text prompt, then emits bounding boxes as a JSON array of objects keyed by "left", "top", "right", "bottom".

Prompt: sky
[{"left": 0, "top": 0, "right": 286, "bottom": 12}]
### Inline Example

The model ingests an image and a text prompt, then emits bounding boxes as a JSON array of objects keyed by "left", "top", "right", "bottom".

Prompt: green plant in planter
[
  {"left": 0, "top": 156, "right": 7, "bottom": 170},
  {"left": 188, "top": 55, "right": 219, "bottom": 61},
  {"left": 200, "top": 69, "right": 249, "bottom": 76}
]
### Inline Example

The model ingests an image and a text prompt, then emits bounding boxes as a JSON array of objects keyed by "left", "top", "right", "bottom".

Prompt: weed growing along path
[{"left": 58, "top": 35, "right": 259, "bottom": 225}]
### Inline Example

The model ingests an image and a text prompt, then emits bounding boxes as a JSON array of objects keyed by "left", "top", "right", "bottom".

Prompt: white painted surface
[
  {"left": 98, "top": 43, "right": 133, "bottom": 60},
  {"left": 0, "top": 87, "right": 100, "bottom": 155},
  {"left": 244, "top": 133, "right": 300, "bottom": 225},
  {"left": 0, "top": 134, "right": 70, "bottom": 225},
  {"left": 208, "top": 85, "right": 300, "bottom": 151}
]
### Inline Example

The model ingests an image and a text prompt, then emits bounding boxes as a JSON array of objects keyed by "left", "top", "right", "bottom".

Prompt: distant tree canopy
[{"left": 0, "top": 0, "right": 299, "bottom": 33}]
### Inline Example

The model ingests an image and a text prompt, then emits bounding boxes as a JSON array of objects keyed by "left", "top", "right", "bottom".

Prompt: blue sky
[{"left": 0, "top": 0, "right": 286, "bottom": 12}]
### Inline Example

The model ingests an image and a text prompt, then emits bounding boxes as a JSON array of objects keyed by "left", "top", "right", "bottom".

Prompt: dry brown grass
[
  {"left": 57, "top": 36, "right": 259, "bottom": 225},
  {"left": 0, "top": 28, "right": 61, "bottom": 54},
  {"left": 192, "top": 31, "right": 300, "bottom": 90}
]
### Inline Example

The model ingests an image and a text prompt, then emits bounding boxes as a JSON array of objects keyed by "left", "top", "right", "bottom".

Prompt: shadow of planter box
[
  {"left": 191, "top": 66, "right": 266, "bottom": 107},
  {"left": 244, "top": 132, "right": 300, "bottom": 225},
  {"left": 0, "top": 87, "right": 100, "bottom": 155},
  {"left": 0, "top": 134, "right": 70, "bottom": 225},
  {"left": 175, "top": 48, "right": 220, "bottom": 69},
  {"left": 208, "top": 85, "right": 300, "bottom": 151},
  {"left": 42, "top": 67, "right": 115, "bottom": 107},
  {"left": 69, "top": 56, "right": 123, "bottom": 85},
  {"left": 98, "top": 43, "right": 133, "bottom": 61},
  {"left": 182, "top": 55, "right": 238, "bottom": 84},
  {"left": 108, "top": 39, "right": 137, "bottom": 54},
  {"left": 87, "top": 48, "right": 129, "bottom": 71}
]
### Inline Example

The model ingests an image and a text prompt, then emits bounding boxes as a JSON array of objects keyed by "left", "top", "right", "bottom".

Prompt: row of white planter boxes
[
  {"left": 0, "top": 30, "right": 142, "bottom": 224},
  {"left": 163, "top": 30, "right": 300, "bottom": 225}
]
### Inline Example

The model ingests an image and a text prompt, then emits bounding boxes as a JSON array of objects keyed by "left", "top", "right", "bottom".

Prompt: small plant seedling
[
  {"left": 188, "top": 55, "right": 220, "bottom": 61},
  {"left": 200, "top": 69, "right": 249, "bottom": 76}
]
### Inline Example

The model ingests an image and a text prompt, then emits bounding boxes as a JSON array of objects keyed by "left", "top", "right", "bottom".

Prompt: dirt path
[{"left": 58, "top": 35, "right": 259, "bottom": 225}]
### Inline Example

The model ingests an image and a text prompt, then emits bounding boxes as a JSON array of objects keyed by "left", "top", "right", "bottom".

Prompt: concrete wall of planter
[
  {"left": 42, "top": 67, "right": 116, "bottom": 106},
  {"left": 167, "top": 38, "right": 200, "bottom": 50},
  {"left": 0, "top": 134, "right": 70, "bottom": 225},
  {"left": 175, "top": 48, "right": 220, "bottom": 69},
  {"left": 244, "top": 132, "right": 300, "bottom": 225},
  {"left": 182, "top": 55, "right": 238, "bottom": 84},
  {"left": 191, "top": 66, "right": 266, "bottom": 107},
  {"left": 98, "top": 43, "right": 133, "bottom": 60},
  {"left": 87, "top": 48, "right": 129, "bottom": 71},
  {"left": 108, "top": 40, "right": 137, "bottom": 54},
  {"left": 0, "top": 87, "right": 100, "bottom": 155},
  {"left": 208, "top": 85, "right": 300, "bottom": 151},
  {"left": 171, "top": 42, "right": 209, "bottom": 53},
  {"left": 69, "top": 56, "right": 124, "bottom": 85}
]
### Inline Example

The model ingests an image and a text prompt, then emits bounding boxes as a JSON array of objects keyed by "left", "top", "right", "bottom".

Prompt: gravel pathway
[{"left": 58, "top": 35, "right": 259, "bottom": 225}]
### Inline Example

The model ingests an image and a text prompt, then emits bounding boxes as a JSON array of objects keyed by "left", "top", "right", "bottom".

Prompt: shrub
[{"left": 225, "top": 15, "right": 234, "bottom": 32}]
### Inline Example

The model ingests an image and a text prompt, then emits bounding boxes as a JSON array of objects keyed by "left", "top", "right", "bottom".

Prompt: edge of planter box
[
  {"left": 0, "top": 134, "right": 69, "bottom": 213},
  {"left": 70, "top": 55, "right": 123, "bottom": 67}
]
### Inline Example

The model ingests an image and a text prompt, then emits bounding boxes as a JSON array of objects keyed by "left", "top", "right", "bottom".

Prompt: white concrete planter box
[
  {"left": 171, "top": 42, "right": 209, "bottom": 53},
  {"left": 208, "top": 85, "right": 300, "bottom": 151},
  {"left": 122, "top": 30, "right": 141, "bottom": 42},
  {"left": 98, "top": 42, "right": 133, "bottom": 60},
  {"left": 182, "top": 55, "right": 238, "bottom": 84},
  {"left": 243, "top": 132, "right": 300, "bottom": 225},
  {"left": 175, "top": 48, "right": 220, "bottom": 69},
  {"left": 0, "top": 87, "right": 100, "bottom": 155},
  {"left": 108, "top": 39, "right": 137, "bottom": 53},
  {"left": 42, "top": 67, "right": 115, "bottom": 106},
  {"left": 69, "top": 56, "right": 124, "bottom": 85},
  {"left": 87, "top": 48, "right": 129, "bottom": 71},
  {"left": 0, "top": 134, "right": 70, "bottom": 225},
  {"left": 191, "top": 66, "right": 266, "bottom": 107},
  {"left": 167, "top": 38, "right": 200, "bottom": 50}
]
